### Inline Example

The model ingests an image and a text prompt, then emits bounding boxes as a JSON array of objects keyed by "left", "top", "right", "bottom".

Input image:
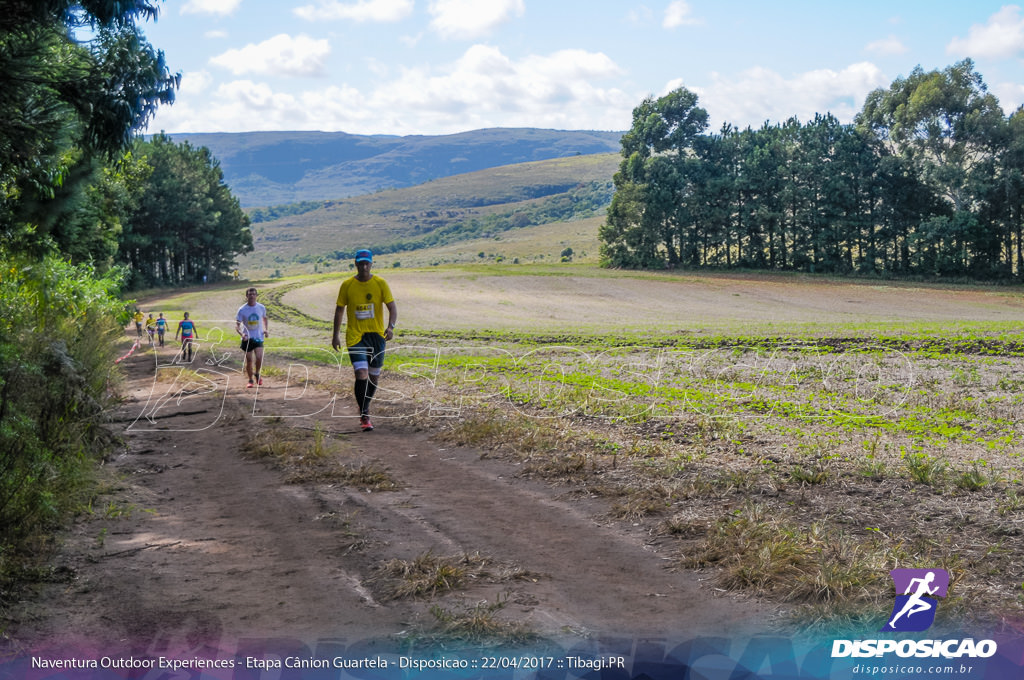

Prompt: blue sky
[{"left": 138, "top": 1, "right": 1024, "bottom": 136}]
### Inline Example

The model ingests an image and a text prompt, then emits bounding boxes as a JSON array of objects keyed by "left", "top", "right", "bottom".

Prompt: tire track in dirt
[{"left": 9, "top": 344, "right": 774, "bottom": 656}]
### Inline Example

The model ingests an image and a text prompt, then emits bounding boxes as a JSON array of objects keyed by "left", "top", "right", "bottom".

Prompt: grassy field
[{"left": 139, "top": 265, "right": 1024, "bottom": 632}]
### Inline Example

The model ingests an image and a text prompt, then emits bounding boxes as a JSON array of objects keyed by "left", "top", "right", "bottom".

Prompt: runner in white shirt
[{"left": 235, "top": 287, "right": 269, "bottom": 388}]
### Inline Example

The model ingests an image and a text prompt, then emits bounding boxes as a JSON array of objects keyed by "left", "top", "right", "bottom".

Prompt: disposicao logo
[
  {"left": 831, "top": 567, "right": 998, "bottom": 660},
  {"left": 882, "top": 568, "right": 949, "bottom": 632}
]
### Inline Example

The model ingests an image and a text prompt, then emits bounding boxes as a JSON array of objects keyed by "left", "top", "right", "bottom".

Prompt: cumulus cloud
[
  {"left": 865, "top": 35, "right": 908, "bottom": 56},
  {"left": 663, "top": 1, "right": 699, "bottom": 29},
  {"left": 428, "top": 0, "right": 525, "bottom": 39},
  {"left": 181, "top": 0, "right": 241, "bottom": 16},
  {"left": 364, "top": 45, "right": 630, "bottom": 131},
  {"left": 992, "top": 81, "right": 1024, "bottom": 112},
  {"left": 210, "top": 34, "right": 331, "bottom": 77},
  {"left": 160, "top": 81, "right": 312, "bottom": 132},
  {"left": 179, "top": 70, "right": 214, "bottom": 95},
  {"left": 948, "top": 5, "right": 1024, "bottom": 59},
  {"left": 294, "top": 0, "right": 413, "bottom": 22},
  {"left": 678, "top": 62, "right": 888, "bottom": 129},
  {"left": 151, "top": 44, "right": 633, "bottom": 134}
]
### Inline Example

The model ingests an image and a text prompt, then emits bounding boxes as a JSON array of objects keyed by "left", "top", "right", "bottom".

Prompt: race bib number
[{"left": 354, "top": 304, "right": 375, "bottom": 320}]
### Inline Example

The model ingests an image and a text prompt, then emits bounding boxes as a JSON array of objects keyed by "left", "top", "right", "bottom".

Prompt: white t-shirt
[{"left": 236, "top": 303, "right": 267, "bottom": 341}]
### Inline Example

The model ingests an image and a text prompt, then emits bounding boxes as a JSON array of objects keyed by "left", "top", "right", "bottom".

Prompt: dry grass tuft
[
  {"left": 242, "top": 423, "right": 401, "bottom": 489},
  {"left": 676, "top": 501, "right": 980, "bottom": 629},
  {"left": 372, "top": 551, "right": 536, "bottom": 601},
  {"left": 425, "top": 597, "right": 539, "bottom": 646},
  {"left": 682, "top": 503, "right": 893, "bottom": 603}
]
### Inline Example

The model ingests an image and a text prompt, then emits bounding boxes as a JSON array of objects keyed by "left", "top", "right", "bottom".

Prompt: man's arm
[
  {"left": 385, "top": 301, "right": 398, "bottom": 341},
  {"left": 332, "top": 305, "right": 345, "bottom": 350}
]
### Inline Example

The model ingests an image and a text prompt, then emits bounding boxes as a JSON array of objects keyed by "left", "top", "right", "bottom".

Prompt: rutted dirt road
[{"left": 6, "top": 338, "right": 772, "bottom": 659}]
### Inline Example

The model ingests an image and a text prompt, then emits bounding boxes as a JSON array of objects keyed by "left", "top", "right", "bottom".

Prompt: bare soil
[{"left": 4, "top": 339, "right": 772, "bottom": 659}]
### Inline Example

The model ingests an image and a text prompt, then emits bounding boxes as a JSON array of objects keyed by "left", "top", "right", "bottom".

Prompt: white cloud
[
  {"left": 181, "top": 0, "right": 241, "bottom": 16},
  {"left": 210, "top": 34, "right": 331, "bottom": 77},
  {"left": 663, "top": 1, "right": 699, "bottom": 29},
  {"left": 865, "top": 35, "right": 908, "bottom": 56},
  {"left": 428, "top": 0, "right": 525, "bottom": 39},
  {"left": 218, "top": 81, "right": 299, "bottom": 111},
  {"left": 204, "top": 30, "right": 229, "bottom": 39},
  {"left": 179, "top": 70, "right": 214, "bottom": 95},
  {"left": 294, "top": 0, "right": 413, "bottom": 22},
  {"left": 154, "top": 45, "right": 633, "bottom": 134},
  {"left": 365, "top": 45, "right": 630, "bottom": 131},
  {"left": 948, "top": 5, "right": 1024, "bottom": 59},
  {"left": 684, "top": 62, "right": 888, "bottom": 129},
  {"left": 993, "top": 81, "right": 1024, "bottom": 112}
]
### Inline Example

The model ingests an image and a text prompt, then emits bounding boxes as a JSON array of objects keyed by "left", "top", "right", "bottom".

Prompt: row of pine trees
[{"left": 601, "top": 60, "right": 1024, "bottom": 280}]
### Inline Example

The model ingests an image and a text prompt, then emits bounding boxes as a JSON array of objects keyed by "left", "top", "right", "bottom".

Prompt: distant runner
[
  {"left": 133, "top": 309, "right": 144, "bottom": 337},
  {"left": 145, "top": 313, "right": 156, "bottom": 344},
  {"left": 332, "top": 249, "right": 397, "bottom": 431},
  {"left": 175, "top": 312, "right": 198, "bottom": 363},
  {"left": 236, "top": 287, "right": 269, "bottom": 388},
  {"left": 155, "top": 313, "right": 167, "bottom": 347}
]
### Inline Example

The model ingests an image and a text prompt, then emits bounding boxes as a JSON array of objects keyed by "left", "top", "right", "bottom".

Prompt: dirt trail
[{"left": 8, "top": 340, "right": 774, "bottom": 658}]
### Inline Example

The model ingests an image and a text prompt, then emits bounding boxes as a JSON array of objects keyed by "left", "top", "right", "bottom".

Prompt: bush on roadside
[{"left": 0, "top": 251, "right": 126, "bottom": 549}]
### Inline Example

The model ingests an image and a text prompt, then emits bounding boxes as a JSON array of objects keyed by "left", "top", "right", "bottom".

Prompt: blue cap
[{"left": 355, "top": 249, "right": 373, "bottom": 263}]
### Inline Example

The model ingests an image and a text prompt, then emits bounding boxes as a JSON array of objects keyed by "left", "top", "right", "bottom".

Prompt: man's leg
[
  {"left": 353, "top": 366, "right": 369, "bottom": 415},
  {"left": 360, "top": 336, "right": 386, "bottom": 429},
  {"left": 243, "top": 348, "right": 253, "bottom": 384},
  {"left": 364, "top": 368, "right": 380, "bottom": 410},
  {"left": 254, "top": 345, "right": 265, "bottom": 385}
]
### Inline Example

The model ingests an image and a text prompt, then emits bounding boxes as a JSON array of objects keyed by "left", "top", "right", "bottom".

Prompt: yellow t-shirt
[{"left": 337, "top": 275, "right": 394, "bottom": 348}]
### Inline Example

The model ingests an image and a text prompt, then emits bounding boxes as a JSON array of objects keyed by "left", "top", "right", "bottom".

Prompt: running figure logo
[{"left": 882, "top": 568, "right": 950, "bottom": 632}]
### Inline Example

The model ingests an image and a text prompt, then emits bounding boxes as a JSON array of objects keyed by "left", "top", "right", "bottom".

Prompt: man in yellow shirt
[{"left": 331, "top": 249, "right": 397, "bottom": 431}]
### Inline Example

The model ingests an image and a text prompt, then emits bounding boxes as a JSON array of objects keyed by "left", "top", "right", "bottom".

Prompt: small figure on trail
[
  {"left": 175, "top": 312, "right": 198, "bottom": 363},
  {"left": 145, "top": 313, "right": 156, "bottom": 344},
  {"left": 155, "top": 313, "right": 167, "bottom": 347},
  {"left": 236, "top": 287, "right": 269, "bottom": 388},
  {"left": 332, "top": 249, "right": 397, "bottom": 432},
  {"left": 133, "top": 308, "right": 144, "bottom": 337}
]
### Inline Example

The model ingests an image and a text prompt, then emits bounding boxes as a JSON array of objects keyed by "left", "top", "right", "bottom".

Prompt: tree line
[
  {"left": 601, "top": 60, "right": 1024, "bottom": 280},
  {"left": 0, "top": 1, "right": 248, "bottom": 559},
  {"left": 117, "top": 134, "right": 253, "bottom": 288},
  {"left": 1, "top": 3, "right": 252, "bottom": 289}
]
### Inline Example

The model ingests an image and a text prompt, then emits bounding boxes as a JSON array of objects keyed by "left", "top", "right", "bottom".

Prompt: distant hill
[
  {"left": 165, "top": 128, "right": 623, "bottom": 207},
  {"left": 240, "top": 152, "right": 621, "bottom": 275}
]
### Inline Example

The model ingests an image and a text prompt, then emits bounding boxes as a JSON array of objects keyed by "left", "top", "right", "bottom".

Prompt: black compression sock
[
  {"left": 362, "top": 377, "right": 379, "bottom": 415},
  {"left": 354, "top": 377, "right": 368, "bottom": 414}
]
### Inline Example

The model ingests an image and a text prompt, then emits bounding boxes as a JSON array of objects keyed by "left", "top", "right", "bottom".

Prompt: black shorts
[
  {"left": 240, "top": 338, "right": 264, "bottom": 353},
  {"left": 347, "top": 333, "right": 386, "bottom": 369}
]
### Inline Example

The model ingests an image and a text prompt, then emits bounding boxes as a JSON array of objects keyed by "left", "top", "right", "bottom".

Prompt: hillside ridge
[{"left": 165, "top": 127, "right": 624, "bottom": 207}]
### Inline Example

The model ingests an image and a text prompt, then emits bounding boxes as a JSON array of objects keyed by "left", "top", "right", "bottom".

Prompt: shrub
[{"left": 0, "top": 252, "right": 125, "bottom": 545}]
